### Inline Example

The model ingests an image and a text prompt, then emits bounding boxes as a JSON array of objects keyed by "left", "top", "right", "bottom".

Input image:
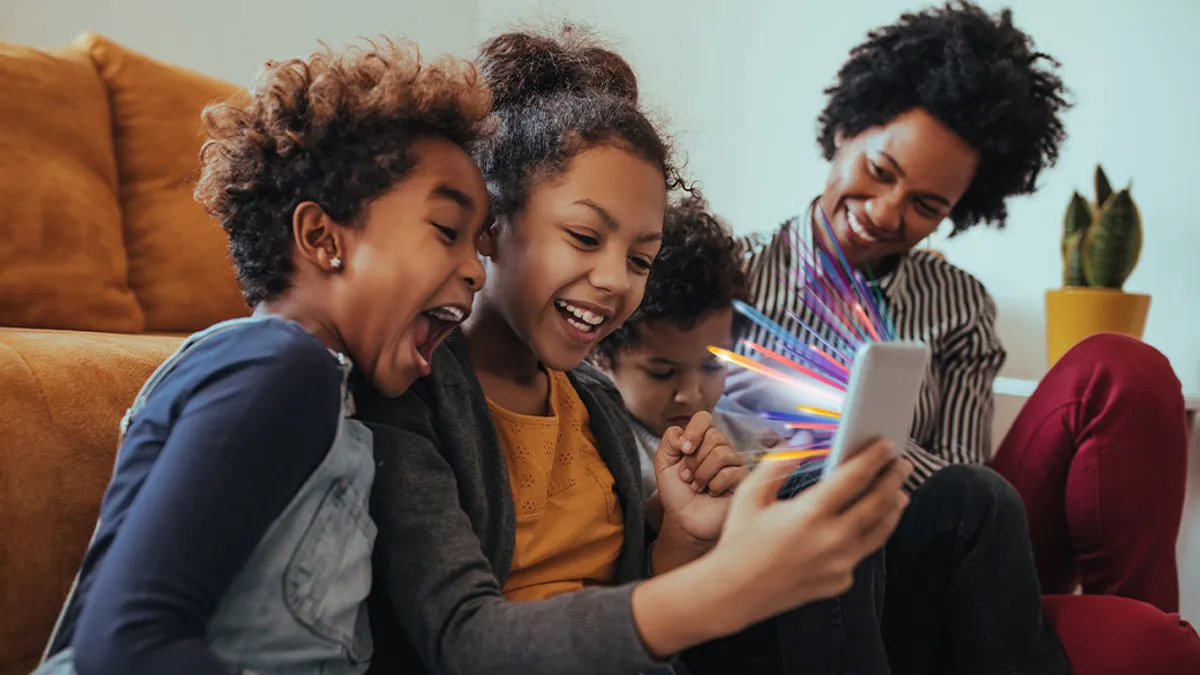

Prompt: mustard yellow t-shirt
[{"left": 487, "top": 368, "right": 625, "bottom": 602}]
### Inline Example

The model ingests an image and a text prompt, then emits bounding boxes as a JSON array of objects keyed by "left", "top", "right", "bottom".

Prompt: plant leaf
[
  {"left": 1064, "top": 231, "right": 1087, "bottom": 286},
  {"left": 1063, "top": 191, "right": 1091, "bottom": 239},
  {"left": 1095, "top": 164, "right": 1114, "bottom": 208},
  {"left": 1082, "top": 188, "right": 1139, "bottom": 289}
]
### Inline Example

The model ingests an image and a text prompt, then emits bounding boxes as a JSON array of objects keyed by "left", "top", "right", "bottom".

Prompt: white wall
[
  {"left": 479, "top": 0, "right": 1200, "bottom": 394},
  {"left": 0, "top": 0, "right": 481, "bottom": 86},
  {"left": 4, "top": 0, "right": 1193, "bottom": 388}
]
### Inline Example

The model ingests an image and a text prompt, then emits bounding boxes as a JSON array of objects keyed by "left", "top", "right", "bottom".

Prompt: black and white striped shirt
[{"left": 726, "top": 217, "right": 1007, "bottom": 490}]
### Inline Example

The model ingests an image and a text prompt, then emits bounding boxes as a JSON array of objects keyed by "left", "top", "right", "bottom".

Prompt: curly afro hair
[
  {"left": 817, "top": 1, "right": 1071, "bottom": 234},
  {"left": 194, "top": 38, "right": 492, "bottom": 305},
  {"left": 593, "top": 195, "right": 747, "bottom": 368},
  {"left": 472, "top": 25, "right": 688, "bottom": 220}
]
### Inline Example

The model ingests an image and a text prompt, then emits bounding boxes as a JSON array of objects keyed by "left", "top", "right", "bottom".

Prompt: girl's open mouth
[
  {"left": 412, "top": 305, "right": 466, "bottom": 375},
  {"left": 554, "top": 299, "right": 608, "bottom": 343}
]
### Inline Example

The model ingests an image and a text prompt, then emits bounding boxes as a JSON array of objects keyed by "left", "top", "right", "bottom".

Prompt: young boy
[{"left": 591, "top": 195, "right": 793, "bottom": 502}]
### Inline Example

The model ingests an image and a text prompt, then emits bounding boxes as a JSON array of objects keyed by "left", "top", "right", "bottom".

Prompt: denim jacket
[{"left": 36, "top": 317, "right": 376, "bottom": 675}]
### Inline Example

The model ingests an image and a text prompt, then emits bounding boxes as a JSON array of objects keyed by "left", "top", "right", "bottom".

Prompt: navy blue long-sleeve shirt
[{"left": 48, "top": 318, "right": 343, "bottom": 675}]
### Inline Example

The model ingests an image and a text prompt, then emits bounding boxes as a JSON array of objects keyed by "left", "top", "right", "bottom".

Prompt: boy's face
[{"left": 607, "top": 308, "right": 734, "bottom": 437}]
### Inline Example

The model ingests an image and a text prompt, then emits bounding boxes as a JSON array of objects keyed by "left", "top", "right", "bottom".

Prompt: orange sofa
[{"left": 0, "top": 33, "right": 249, "bottom": 675}]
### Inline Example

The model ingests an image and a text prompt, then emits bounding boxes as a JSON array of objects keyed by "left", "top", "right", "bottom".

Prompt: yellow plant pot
[{"left": 1045, "top": 287, "right": 1150, "bottom": 367}]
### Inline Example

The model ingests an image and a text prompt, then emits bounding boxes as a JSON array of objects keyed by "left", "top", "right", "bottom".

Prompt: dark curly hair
[
  {"left": 194, "top": 38, "right": 492, "bottom": 305},
  {"left": 593, "top": 195, "right": 747, "bottom": 368},
  {"left": 817, "top": 1, "right": 1070, "bottom": 234},
  {"left": 471, "top": 25, "right": 687, "bottom": 220}
]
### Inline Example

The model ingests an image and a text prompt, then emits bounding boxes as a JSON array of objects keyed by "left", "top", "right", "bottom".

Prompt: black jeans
[{"left": 679, "top": 464, "right": 1070, "bottom": 675}]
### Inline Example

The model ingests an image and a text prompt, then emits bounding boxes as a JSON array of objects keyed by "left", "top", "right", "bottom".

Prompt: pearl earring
[{"left": 330, "top": 256, "right": 342, "bottom": 270}]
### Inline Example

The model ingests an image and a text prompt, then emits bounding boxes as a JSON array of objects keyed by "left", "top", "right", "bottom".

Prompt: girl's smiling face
[{"left": 477, "top": 144, "right": 668, "bottom": 372}]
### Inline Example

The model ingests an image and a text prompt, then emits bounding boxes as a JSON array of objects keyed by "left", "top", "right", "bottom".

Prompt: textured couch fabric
[
  {"left": 0, "top": 41, "right": 142, "bottom": 333},
  {"left": 73, "top": 32, "right": 249, "bottom": 332},
  {"left": 0, "top": 31, "right": 244, "bottom": 675},
  {"left": 0, "top": 329, "right": 183, "bottom": 674}
]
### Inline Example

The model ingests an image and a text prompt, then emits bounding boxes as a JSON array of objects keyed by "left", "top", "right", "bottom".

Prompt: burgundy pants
[{"left": 988, "top": 333, "right": 1200, "bottom": 672}]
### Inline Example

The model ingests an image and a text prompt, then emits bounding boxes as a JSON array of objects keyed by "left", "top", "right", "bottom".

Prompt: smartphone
[{"left": 820, "top": 340, "right": 930, "bottom": 479}]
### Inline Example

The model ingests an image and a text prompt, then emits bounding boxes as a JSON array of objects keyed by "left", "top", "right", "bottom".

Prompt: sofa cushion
[
  {"left": 0, "top": 42, "right": 144, "bottom": 333},
  {"left": 72, "top": 33, "right": 250, "bottom": 333},
  {"left": 0, "top": 327, "right": 182, "bottom": 675}
]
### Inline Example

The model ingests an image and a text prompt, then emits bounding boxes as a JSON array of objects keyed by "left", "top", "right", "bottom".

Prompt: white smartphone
[{"left": 820, "top": 340, "right": 930, "bottom": 478}]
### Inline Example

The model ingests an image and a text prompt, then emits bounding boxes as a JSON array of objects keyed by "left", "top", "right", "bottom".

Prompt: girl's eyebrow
[
  {"left": 430, "top": 184, "right": 475, "bottom": 210},
  {"left": 576, "top": 198, "right": 662, "bottom": 243}
]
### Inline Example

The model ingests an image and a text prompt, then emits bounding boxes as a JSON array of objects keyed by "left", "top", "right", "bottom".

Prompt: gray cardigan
[{"left": 355, "top": 330, "right": 666, "bottom": 675}]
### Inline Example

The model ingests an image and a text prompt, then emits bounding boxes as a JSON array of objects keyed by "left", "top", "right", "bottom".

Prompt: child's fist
[{"left": 654, "top": 412, "right": 748, "bottom": 546}]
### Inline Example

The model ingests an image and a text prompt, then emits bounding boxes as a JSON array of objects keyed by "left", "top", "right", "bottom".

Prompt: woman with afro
[{"left": 728, "top": 1, "right": 1200, "bottom": 672}]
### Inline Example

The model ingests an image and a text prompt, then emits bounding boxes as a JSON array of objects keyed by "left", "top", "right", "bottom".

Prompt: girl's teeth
[
  {"left": 566, "top": 317, "right": 595, "bottom": 332},
  {"left": 556, "top": 301, "right": 605, "bottom": 326},
  {"left": 427, "top": 306, "right": 464, "bottom": 322}
]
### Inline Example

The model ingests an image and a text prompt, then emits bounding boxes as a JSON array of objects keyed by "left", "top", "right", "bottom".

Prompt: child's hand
[
  {"left": 675, "top": 412, "right": 750, "bottom": 498},
  {"left": 653, "top": 412, "right": 748, "bottom": 550},
  {"left": 709, "top": 439, "right": 912, "bottom": 628},
  {"left": 630, "top": 439, "right": 912, "bottom": 655}
]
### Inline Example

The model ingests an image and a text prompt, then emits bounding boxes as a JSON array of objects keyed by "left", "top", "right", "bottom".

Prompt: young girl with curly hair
[{"left": 35, "top": 38, "right": 492, "bottom": 675}]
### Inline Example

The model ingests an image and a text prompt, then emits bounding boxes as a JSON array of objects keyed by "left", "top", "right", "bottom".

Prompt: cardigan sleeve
[{"left": 366, "top": 381, "right": 672, "bottom": 675}]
